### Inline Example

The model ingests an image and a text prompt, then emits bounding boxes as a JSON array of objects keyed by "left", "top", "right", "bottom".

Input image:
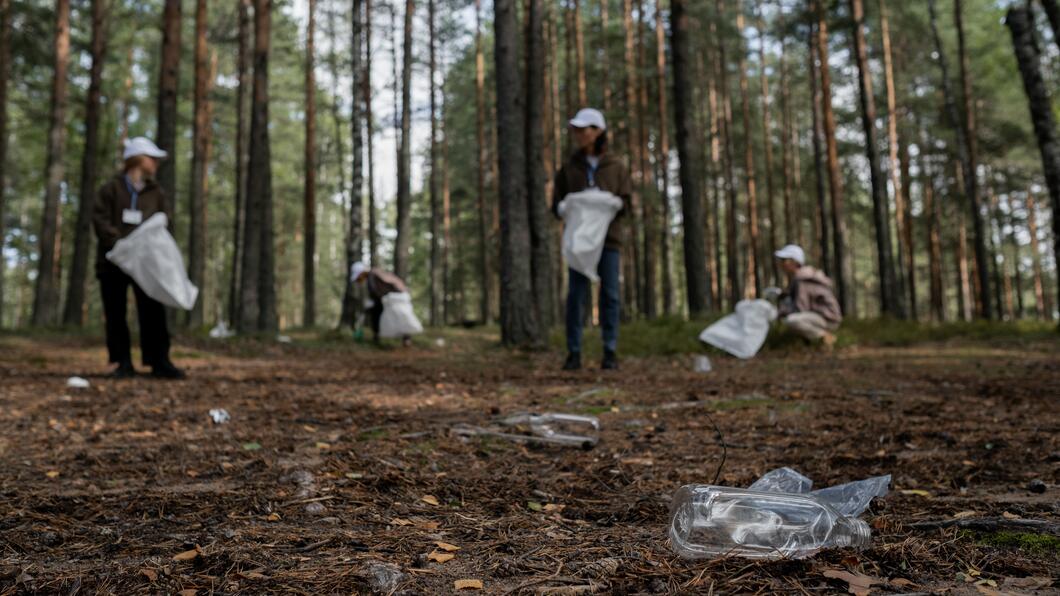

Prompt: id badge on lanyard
[{"left": 122, "top": 177, "right": 143, "bottom": 225}]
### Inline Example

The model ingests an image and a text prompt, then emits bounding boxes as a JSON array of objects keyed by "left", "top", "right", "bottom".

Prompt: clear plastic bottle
[
  {"left": 500, "top": 413, "right": 600, "bottom": 448},
  {"left": 669, "top": 485, "right": 872, "bottom": 560}
]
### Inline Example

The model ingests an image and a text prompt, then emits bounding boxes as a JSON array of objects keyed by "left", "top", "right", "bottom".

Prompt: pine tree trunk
[
  {"left": 715, "top": 0, "right": 741, "bottom": 307},
  {"left": 622, "top": 0, "right": 641, "bottom": 318},
  {"left": 654, "top": 0, "right": 674, "bottom": 315},
  {"left": 878, "top": 0, "right": 911, "bottom": 317},
  {"left": 953, "top": 0, "right": 991, "bottom": 319},
  {"left": 600, "top": 0, "right": 611, "bottom": 114},
  {"left": 187, "top": 0, "right": 210, "bottom": 328},
  {"left": 156, "top": 0, "right": 181, "bottom": 224},
  {"left": 637, "top": 0, "right": 656, "bottom": 318},
  {"left": 475, "top": 0, "right": 491, "bottom": 324},
  {"left": 229, "top": 0, "right": 251, "bottom": 327},
  {"left": 393, "top": 0, "right": 414, "bottom": 279},
  {"left": 814, "top": 0, "right": 851, "bottom": 315},
  {"left": 525, "top": 0, "right": 554, "bottom": 329},
  {"left": 239, "top": 0, "right": 276, "bottom": 333},
  {"left": 807, "top": 21, "right": 830, "bottom": 275},
  {"left": 898, "top": 116, "right": 916, "bottom": 319},
  {"left": 779, "top": 35, "right": 794, "bottom": 246},
  {"left": 1006, "top": 5, "right": 1060, "bottom": 320},
  {"left": 31, "top": 0, "right": 70, "bottom": 327},
  {"left": 441, "top": 80, "right": 452, "bottom": 323},
  {"left": 850, "top": 0, "right": 900, "bottom": 317},
  {"left": 755, "top": 5, "right": 778, "bottom": 287},
  {"left": 956, "top": 208, "right": 972, "bottom": 321},
  {"left": 63, "top": 0, "right": 106, "bottom": 326},
  {"left": 364, "top": 0, "right": 377, "bottom": 268},
  {"left": 923, "top": 154, "right": 945, "bottom": 321},
  {"left": 986, "top": 188, "right": 1005, "bottom": 318},
  {"left": 0, "top": 0, "right": 9, "bottom": 324},
  {"left": 116, "top": 46, "right": 133, "bottom": 167},
  {"left": 671, "top": 0, "right": 708, "bottom": 316},
  {"left": 429, "top": 0, "right": 441, "bottom": 326},
  {"left": 574, "top": 0, "right": 587, "bottom": 107},
  {"left": 494, "top": 0, "right": 540, "bottom": 346},
  {"left": 339, "top": 0, "right": 364, "bottom": 329},
  {"left": 736, "top": 10, "right": 760, "bottom": 299},
  {"left": 1025, "top": 191, "right": 1049, "bottom": 319},
  {"left": 302, "top": 0, "right": 317, "bottom": 327},
  {"left": 707, "top": 40, "right": 724, "bottom": 308},
  {"left": 1002, "top": 193, "right": 1024, "bottom": 318}
]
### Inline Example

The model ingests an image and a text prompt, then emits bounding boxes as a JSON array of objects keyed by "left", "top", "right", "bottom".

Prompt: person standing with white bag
[
  {"left": 92, "top": 137, "right": 185, "bottom": 379},
  {"left": 350, "top": 262, "right": 418, "bottom": 347},
  {"left": 552, "top": 108, "right": 633, "bottom": 371}
]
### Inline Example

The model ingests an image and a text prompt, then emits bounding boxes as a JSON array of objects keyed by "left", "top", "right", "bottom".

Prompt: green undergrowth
[{"left": 962, "top": 530, "right": 1060, "bottom": 554}]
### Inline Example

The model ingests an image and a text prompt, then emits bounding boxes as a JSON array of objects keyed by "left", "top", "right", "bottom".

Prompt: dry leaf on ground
[
  {"left": 454, "top": 579, "right": 483, "bottom": 590},
  {"left": 823, "top": 569, "right": 880, "bottom": 596}
]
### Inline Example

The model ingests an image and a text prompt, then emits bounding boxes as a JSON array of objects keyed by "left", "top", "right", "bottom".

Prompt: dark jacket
[
  {"left": 93, "top": 174, "right": 171, "bottom": 276},
  {"left": 551, "top": 151, "right": 633, "bottom": 249},
  {"left": 365, "top": 269, "right": 408, "bottom": 302},
  {"left": 779, "top": 266, "right": 843, "bottom": 325}
]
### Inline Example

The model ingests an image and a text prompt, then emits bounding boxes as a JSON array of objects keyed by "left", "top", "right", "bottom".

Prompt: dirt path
[{"left": 1, "top": 332, "right": 1057, "bottom": 594}]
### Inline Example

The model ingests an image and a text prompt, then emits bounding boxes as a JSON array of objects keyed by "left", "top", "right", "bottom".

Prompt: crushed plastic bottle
[
  {"left": 669, "top": 485, "right": 872, "bottom": 560},
  {"left": 208, "top": 408, "right": 231, "bottom": 424},
  {"left": 692, "top": 355, "right": 713, "bottom": 373},
  {"left": 66, "top": 376, "right": 91, "bottom": 389},
  {"left": 500, "top": 413, "right": 601, "bottom": 448}
]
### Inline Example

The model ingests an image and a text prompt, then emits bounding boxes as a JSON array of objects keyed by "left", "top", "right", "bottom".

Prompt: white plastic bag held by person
[
  {"left": 105, "top": 213, "right": 199, "bottom": 310},
  {"left": 699, "top": 299, "right": 777, "bottom": 359},
  {"left": 557, "top": 189, "right": 624, "bottom": 281},
  {"left": 379, "top": 292, "right": 424, "bottom": 338}
]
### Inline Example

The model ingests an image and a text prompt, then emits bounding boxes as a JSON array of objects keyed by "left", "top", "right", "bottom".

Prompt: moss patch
[{"left": 965, "top": 530, "right": 1060, "bottom": 554}]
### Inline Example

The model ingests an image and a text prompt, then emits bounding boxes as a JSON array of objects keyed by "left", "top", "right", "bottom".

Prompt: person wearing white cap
[
  {"left": 350, "top": 261, "right": 412, "bottom": 346},
  {"left": 774, "top": 244, "right": 842, "bottom": 346},
  {"left": 552, "top": 108, "right": 633, "bottom": 371},
  {"left": 92, "top": 136, "right": 184, "bottom": 379}
]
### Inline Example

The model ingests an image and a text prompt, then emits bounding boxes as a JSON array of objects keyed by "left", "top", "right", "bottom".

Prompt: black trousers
[
  {"left": 367, "top": 300, "right": 384, "bottom": 341},
  {"left": 99, "top": 267, "right": 171, "bottom": 367}
]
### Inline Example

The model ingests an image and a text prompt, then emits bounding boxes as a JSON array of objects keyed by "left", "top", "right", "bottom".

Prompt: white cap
[
  {"left": 774, "top": 244, "right": 806, "bottom": 266},
  {"left": 123, "top": 137, "right": 168, "bottom": 161},
  {"left": 569, "top": 108, "right": 607, "bottom": 131},
  {"left": 350, "top": 261, "right": 368, "bottom": 282}
]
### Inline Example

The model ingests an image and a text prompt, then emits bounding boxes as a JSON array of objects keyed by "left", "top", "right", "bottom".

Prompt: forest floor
[{"left": 1, "top": 325, "right": 1058, "bottom": 595}]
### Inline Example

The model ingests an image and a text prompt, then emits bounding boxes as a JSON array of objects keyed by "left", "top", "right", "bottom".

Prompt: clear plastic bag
[
  {"left": 698, "top": 299, "right": 778, "bottom": 359},
  {"left": 105, "top": 213, "right": 198, "bottom": 310},
  {"left": 558, "top": 190, "right": 624, "bottom": 282},
  {"left": 669, "top": 485, "right": 872, "bottom": 560},
  {"left": 750, "top": 467, "right": 891, "bottom": 517}
]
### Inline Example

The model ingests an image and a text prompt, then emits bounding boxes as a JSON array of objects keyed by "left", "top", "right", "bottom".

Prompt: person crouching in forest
[
  {"left": 552, "top": 108, "right": 633, "bottom": 371},
  {"left": 350, "top": 262, "right": 413, "bottom": 347},
  {"left": 93, "top": 137, "right": 185, "bottom": 379},
  {"left": 775, "top": 244, "right": 842, "bottom": 347}
]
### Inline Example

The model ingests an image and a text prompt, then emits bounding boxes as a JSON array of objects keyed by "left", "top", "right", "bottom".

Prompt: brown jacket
[
  {"left": 365, "top": 269, "right": 408, "bottom": 302},
  {"left": 93, "top": 174, "right": 171, "bottom": 275},
  {"left": 551, "top": 151, "right": 633, "bottom": 249},
  {"left": 779, "top": 266, "right": 843, "bottom": 325}
]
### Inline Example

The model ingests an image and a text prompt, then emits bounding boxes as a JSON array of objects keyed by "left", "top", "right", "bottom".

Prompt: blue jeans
[{"left": 566, "top": 248, "right": 620, "bottom": 354}]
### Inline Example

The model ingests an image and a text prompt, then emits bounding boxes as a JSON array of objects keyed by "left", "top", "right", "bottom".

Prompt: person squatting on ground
[
  {"left": 93, "top": 137, "right": 185, "bottom": 379},
  {"left": 351, "top": 262, "right": 412, "bottom": 347},
  {"left": 552, "top": 108, "right": 634, "bottom": 371},
  {"left": 774, "top": 244, "right": 842, "bottom": 346}
]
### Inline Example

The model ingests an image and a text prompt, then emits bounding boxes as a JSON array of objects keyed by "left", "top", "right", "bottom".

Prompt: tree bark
[
  {"left": 850, "top": 0, "right": 900, "bottom": 318},
  {"left": 637, "top": 0, "right": 655, "bottom": 318},
  {"left": 807, "top": 21, "right": 829, "bottom": 275},
  {"left": 600, "top": 0, "right": 611, "bottom": 114},
  {"left": 525, "top": 0, "right": 554, "bottom": 329},
  {"left": 707, "top": 36, "right": 724, "bottom": 307},
  {"left": 429, "top": 0, "right": 441, "bottom": 326},
  {"left": 715, "top": 0, "right": 741, "bottom": 307},
  {"left": 393, "top": 0, "right": 414, "bottom": 279},
  {"left": 736, "top": 10, "right": 760, "bottom": 298},
  {"left": 755, "top": 5, "right": 778, "bottom": 286},
  {"left": 1025, "top": 191, "right": 1049, "bottom": 319},
  {"left": 621, "top": 0, "right": 641, "bottom": 318},
  {"left": 654, "top": 0, "right": 674, "bottom": 315},
  {"left": 1006, "top": 5, "right": 1060, "bottom": 320},
  {"left": 475, "top": 0, "right": 490, "bottom": 324},
  {"left": 364, "top": 0, "right": 377, "bottom": 268},
  {"left": 923, "top": 154, "right": 945, "bottom": 321},
  {"left": 302, "top": 0, "right": 317, "bottom": 327},
  {"left": 187, "top": 0, "right": 210, "bottom": 328},
  {"left": 878, "top": 0, "right": 911, "bottom": 317},
  {"left": 0, "top": 0, "right": 9, "bottom": 324},
  {"left": 813, "top": 0, "right": 851, "bottom": 315},
  {"left": 671, "top": 0, "right": 708, "bottom": 316},
  {"left": 494, "top": 0, "right": 541, "bottom": 346},
  {"left": 156, "top": 0, "right": 181, "bottom": 224},
  {"left": 31, "top": 0, "right": 70, "bottom": 326},
  {"left": 63, "top": 0, "right": 106, "bottom": 326},
  {"left": 229, "top": 0, "right": 251, "bottom": 327},
  {"left": 779, "top": 35, "right": 794, "bottom": 246},
  {"left": 574, "top": 0, "right": 587, "bottom": 108},
  {"left": 953, "top": 0, "right": 991, "bottom": 319},
  {"left": 339, "top": 0, "right": 365, "bottom": 329},
  {"left": 239, "top": 0, "right": 277, "bottom": 333}
]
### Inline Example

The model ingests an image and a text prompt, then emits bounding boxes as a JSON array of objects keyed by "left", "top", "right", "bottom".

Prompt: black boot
[
  {"left": 601, "top": 350, "right": 618, "bottom": 370},
  {"left": 151, "top": 360, "right": 186, "bottom": 379},
  {"left": 563, "top": 352, "right": 582, "bottom": 371},
  {"left": 110, "top": 360, "right": 136, "bottom": 379}
]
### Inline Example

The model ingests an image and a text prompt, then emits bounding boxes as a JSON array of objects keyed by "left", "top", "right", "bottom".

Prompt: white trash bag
[
  {"left": 105, "top": 213, "right": 198, "bottom": 310},
  {"left": 558, "top": 189, "right": 624, "bottom": 281},
  {"left": 699, "top": 299, "right": 777, "bottom": 359},
  {"left": 380, "top": 292, "right": 423, "bottom": 338}
]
